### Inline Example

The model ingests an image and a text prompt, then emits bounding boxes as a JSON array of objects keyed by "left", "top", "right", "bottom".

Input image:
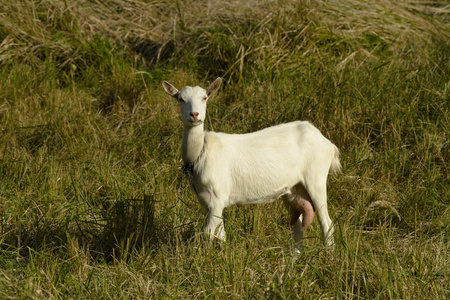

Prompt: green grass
[{"left": 0, "top": 0, "right": 449, "bottom": 298}]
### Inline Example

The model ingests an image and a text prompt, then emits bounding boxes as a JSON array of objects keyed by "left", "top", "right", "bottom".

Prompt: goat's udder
[{"left": 290, "top": 197, "right": 315, "bottom": 228}]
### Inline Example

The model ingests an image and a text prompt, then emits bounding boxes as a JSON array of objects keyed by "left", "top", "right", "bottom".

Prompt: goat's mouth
[{"left": 188, "top": 119, "right": 203, "bottom": 126}]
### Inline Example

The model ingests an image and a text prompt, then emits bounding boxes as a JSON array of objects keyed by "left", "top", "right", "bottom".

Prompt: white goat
[{"left": 163, "top": 78, "right": 341, "bottom": 254}]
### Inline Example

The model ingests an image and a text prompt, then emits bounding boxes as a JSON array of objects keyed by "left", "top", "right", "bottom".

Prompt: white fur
[{"left": 163, "top": 78, "right": 341, "bottom": 254}]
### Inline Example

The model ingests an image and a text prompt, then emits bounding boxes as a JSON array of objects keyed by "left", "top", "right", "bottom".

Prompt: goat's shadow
[
  {"left": 93, "top": 193, "right": 209, "bottom": 261},
  {"left": 92, "top": 194, "right": 159, "bottom": 261}
]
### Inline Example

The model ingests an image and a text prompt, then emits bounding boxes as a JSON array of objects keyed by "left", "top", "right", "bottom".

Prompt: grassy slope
[{"left": 0, "top": 0, "right": 449, "bottom": 298}]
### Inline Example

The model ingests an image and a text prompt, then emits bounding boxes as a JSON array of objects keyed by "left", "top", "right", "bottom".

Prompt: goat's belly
[
  {"left": 229, "top": 185, "right": 293, "bottom": 206},
  {"left": 232, "top": 196, "right": 280, "bottom": 206}
]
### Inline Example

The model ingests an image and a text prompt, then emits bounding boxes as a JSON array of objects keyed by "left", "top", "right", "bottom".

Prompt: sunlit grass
[{"left": 0, "top": 0, "right": 448, "bottom": 298}]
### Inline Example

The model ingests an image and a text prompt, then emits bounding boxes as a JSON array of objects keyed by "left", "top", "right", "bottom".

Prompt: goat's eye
[{"left": 202, "top": 97, "right": 207, "bottom": 102}]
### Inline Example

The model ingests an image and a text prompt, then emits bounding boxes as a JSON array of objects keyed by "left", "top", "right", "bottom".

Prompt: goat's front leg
[{"left": 205, "top": 206, "right": 226, "bottom": 241}]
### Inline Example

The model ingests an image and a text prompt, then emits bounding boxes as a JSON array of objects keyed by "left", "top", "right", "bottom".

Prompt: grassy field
[{"left": 0, "top": 0, "right": 449, "bottom": 298}]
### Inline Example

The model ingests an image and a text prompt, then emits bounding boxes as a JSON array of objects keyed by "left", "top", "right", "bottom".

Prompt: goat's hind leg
[
  {"left": 283, "top": 197, "right": 303, "bottom": 255},
  {"left": 305, "top": 182, "right": 334, "bottom": 247},
  {"left": 282, "top": 188, "right": 314, "bottom": 255}
]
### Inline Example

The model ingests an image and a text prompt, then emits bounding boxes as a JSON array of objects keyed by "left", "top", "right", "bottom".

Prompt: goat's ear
[
  {"left": 206, "top": 77, "right": 222, "bottom": 97},
  {"left": 162, "top": 81, "right": 179, "bottom": 98}
]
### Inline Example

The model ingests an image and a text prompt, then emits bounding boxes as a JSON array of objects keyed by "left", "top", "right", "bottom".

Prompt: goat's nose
[{"left": 190, "top": 112, "right": 199, "bottom": 118}]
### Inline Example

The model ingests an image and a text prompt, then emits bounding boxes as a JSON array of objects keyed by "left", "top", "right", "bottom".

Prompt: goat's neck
[{"left": 182, "top": 124, "right": 205, "bottom": 164}]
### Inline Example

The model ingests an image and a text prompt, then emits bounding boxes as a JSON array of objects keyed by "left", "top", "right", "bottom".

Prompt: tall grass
[{"left": 0, "top": 0, "right": 449, "bottom": 298}]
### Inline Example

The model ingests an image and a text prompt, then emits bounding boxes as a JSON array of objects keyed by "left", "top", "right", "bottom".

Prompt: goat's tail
[{"left": 329, "top": 144, "right": 342, "bottom": 176}]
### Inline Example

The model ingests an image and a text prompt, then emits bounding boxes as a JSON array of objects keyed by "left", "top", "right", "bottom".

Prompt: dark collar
[{"left": 182, "top": 146, "right": 204, "bottom": 195}]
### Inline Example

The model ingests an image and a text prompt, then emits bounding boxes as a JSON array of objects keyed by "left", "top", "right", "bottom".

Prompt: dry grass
[{"left": 0, "top": 0, "right": 449, "bottom": 298}]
